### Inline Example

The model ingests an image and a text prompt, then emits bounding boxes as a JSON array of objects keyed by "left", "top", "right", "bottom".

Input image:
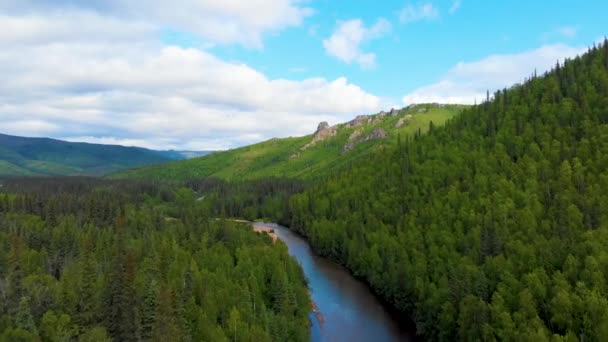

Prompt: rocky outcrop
[
  {"left": 368, "top": 127, "right": 388, "bottom": 140},
  {"left": 348, "top": 129, "right": 363, "bottom": 141},
  {"left": 348, "top": 115, "right": 370, "bottom": 127},
  {"left": 389, "top": 108, "right": 400, "bottom": 116},
  {"left": 302, "top": 121, "right": 337, "bottom": 150},
  {"left": 342, "top": 130, "right": 362, "bottom": 152},
  {"left": 371, "top": 111, "right": 388, "bottom": 124},
  {"left": 394, "top": 115, "right": 414, "bottom": 128},
  {"left": 316, "top": 121, "right": 330, "bottom": 132},
  {"left": 343, "top": 128, "right": 388, "bottom": 153}
]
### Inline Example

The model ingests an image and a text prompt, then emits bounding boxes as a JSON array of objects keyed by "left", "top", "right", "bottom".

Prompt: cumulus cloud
[
  {"left": 323, "top": 18, "right": 391, "bottom": 68},
  {"left": 0, "top": 11, "right": 383, "bottom": 150},
  {"left": 403, "top": 43, "right": 586, "bottom": 105},
  {"left": 541, "top": 26, "right": 580, "bottom": 42},
  {"left": 399, "top": 3, "right": 439, "bottom": 23},
  {"left": 0, "top": 0, "right": 313, "bottom": 48}
]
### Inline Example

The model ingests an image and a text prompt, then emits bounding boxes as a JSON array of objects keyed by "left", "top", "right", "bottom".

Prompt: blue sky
[
  {"left": 205, "top": 0, "right": 605, "bottom": 99},
  {"left": 0, "top": 0, "right": 605, "bottom": 150}
]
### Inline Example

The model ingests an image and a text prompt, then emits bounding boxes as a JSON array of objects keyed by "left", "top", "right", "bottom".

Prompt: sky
[{"left": 0, "top": 0, "right": 606, "bottom": 151}]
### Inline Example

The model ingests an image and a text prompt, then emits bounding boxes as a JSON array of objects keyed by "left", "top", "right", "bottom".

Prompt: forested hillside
[
  {"left": 287, "top": 41, "right": 608, "bottom": 340},
  {"left": 0, "top": 178, "right": 310, "bottom": 341},
  {"left": 111, "top": 105, "right": 464, "bottom": 181},
  {"left": 0, "top": 134, "right": 181, "bottom": 176}
]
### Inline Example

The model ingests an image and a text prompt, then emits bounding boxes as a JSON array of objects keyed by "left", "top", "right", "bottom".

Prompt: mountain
[
  {"left": 0, "top": 133, "right": 183, "bottom": 176},
  {"left": 111, "top": 104, "right": 466, "bottom": 181},
  {"left": 154, "top": 150, "right": 215, "bottom": 160},
  {"left": 286, "top": 42, "right": 608, "bottom": 339}
]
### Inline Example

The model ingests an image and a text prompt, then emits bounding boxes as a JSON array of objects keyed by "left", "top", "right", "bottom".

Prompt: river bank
[{"left": 252, "top": 222, "right": 416, "bottom": 342}]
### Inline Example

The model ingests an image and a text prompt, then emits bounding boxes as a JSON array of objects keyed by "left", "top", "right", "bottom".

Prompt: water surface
[{"left": 254, "top": 223, "right": 416, "bottom": 342}]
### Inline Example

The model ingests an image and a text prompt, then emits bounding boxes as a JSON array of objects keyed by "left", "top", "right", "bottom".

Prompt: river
[{"left": 253, "top": 222, "right": 416, "bottom": 342}]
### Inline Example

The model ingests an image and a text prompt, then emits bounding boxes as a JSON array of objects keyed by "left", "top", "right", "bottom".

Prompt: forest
[
  {"left": 286, "top": 41, "right": 608, "bottom": 340},
  {"left": 0, "top": 177, "right": 310, "bottom": 341},
  {"left": 2, "top": 37, "right": 608, "bottom": 342}
]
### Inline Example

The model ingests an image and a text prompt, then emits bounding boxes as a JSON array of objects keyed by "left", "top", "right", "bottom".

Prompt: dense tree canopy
[
  {"left": 0, "top": 178, "right": 310, "bottom": 341},
  {"left": 3, "top": 39, "right": 607, "bottom": 342},
  {"left": 287, "top": 41, "right": 608, "bottom": 340}
]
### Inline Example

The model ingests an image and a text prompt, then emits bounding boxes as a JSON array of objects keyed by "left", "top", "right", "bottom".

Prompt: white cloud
[
  {"left": 0, "top": 12, "right": 384, "bottom": 150},
  {"left": 0, "top": 0, "right": 314, "bottom": 48},
  {"left": 323, "top": 18, "right": 391, "bottom": 68},
  {"left": 2, "top": 120, "right": 60, "bottom": 136},
  {"left": 449, "top": 0, "right": 461, "bottom": 14},
  {"left": 399, "top": 3, "right": 439, "bottom": 23},
  {"left": 557, "top": 26, "right": 577, "bottom": 38},
  {"left": 0, "top": 12, "right": 154, "bottom": 47},
  {"left": 403, "top": 43, "right": 586, "bottom": 105},
  {"left": 541, "top": 26, "right": 580, "bottom": 41}
]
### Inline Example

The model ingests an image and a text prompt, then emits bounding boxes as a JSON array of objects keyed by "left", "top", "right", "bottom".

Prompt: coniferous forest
[
  {"left": 287, "top": 41, "right": 608, "bottom": 340},
  {"left": 3, "top": 40, "right": 608, "bottom": 342},
  {"left": 0, "top": 178, "right": 310, "bottom": 341}
]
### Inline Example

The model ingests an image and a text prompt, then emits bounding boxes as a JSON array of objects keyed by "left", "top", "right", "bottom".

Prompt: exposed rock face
[
  {"left": 302, "top": 121, "right": 337, "bottom": 150},
  {"left": 348, "top": 129, "right": 363, "bottom": 141},
  {"left": 316, "top": 121, "right": 330, "bottom": 133},
  {"left": 342, "top": 130, "right": 362, "bottom": 152},
  {"left": 343, "top": 128, "right": 388, "bottom": 153},
  {"left": 389, "top": 108, "right": 400, "bottom": 116},
  {"left": 371, "top": 111, "right": 388, "bottom": 124},
  {"left": 368, "top": 127, "right": 388, "bottom": 140},
  {"left": 348, "top": 115, "right": 369, "bottom": 127},
  {"left": 394, "top": 115, "right": 414, "bottom": 128},
  {"left": 417, "top": 108, "right": 427, "bottom": 113}
]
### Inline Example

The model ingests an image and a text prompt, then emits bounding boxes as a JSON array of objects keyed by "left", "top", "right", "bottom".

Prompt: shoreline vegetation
[
  {"left": 253, "top": 225, "right": 279, "bottom": 243},
  {"left": 311, "top": 301, "right": 324, "bottom": 326}
]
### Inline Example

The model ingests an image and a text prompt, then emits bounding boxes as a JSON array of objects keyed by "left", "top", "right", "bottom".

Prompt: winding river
[{"left": 253, "top": 222, "right": 416, "bottom": 342}]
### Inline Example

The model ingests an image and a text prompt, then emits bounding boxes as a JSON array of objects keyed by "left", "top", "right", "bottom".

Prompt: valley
[
  {"left": 252, "top": 222, "right": 416, "bottom": 342},
  {"left": 1, "top": 10, "right": 608, "bottom": 340}
]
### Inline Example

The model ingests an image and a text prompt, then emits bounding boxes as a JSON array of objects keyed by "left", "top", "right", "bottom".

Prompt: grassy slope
[
  {"left": 112, "top": 104, "right": 465, "bottom": 181},
  {"left": 0, "top": 160, "right": 36, "bottom": 176},
  {"left": 0, "top": 133, "right": 177, "bottom": 176}
]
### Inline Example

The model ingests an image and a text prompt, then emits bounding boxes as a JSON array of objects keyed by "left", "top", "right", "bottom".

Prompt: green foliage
[
  {"left": 286, "top": 42, "right": 608, "bottom": 340},
  {"left": 40, "top": 310, "right": 75, "bottom": 341},
  {"left": 111, "top": 105, "right": 465, "bottom": 182},
  {"left": 0, "top": 178, "right": 310, "bottom": 341}
]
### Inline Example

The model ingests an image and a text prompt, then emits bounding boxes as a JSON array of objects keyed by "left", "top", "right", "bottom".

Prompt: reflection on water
[{"left": 254, "top": 223, "right": 416, "bottom": 342}]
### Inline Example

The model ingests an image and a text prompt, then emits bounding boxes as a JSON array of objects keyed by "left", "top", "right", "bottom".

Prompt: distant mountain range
[
  {"left": 156, "top": 150, "right": 215, "bottom": 160},
  {"left": 0, "top": 133, "right": 213, "bottom": 176}
]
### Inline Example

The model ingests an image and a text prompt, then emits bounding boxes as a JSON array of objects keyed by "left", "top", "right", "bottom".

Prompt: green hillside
[
  {"left": 0, "top": 133, "right": 180, "bottom": 176},
  {"left": 111, "top": 104, "right": 465, "bottom": 181},
  {"left": 287, "top": 42, "right": 608, "bottom": 339}
]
